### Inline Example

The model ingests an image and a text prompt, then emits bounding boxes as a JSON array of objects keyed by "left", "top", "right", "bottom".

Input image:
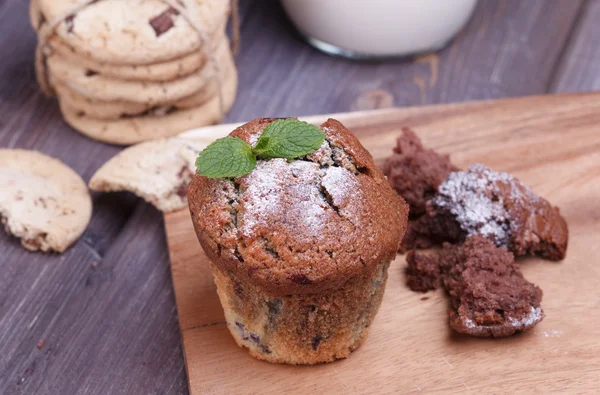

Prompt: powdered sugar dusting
[
  {"left": 433, "top": 164, "right": 538, "bottom": 246},
  {"left": 464, "top": 318, "right": 476, "bottom": 329},
  {"left": 508, "top": 306, "right": 543, "bottom": 328},
  {"left": 248, "top": 133, "right": 260, "bottom": 146},
  {"left": 543, "top": 329, "right": 562, "bottom": 338},
  {"left": 239, "top": 159, "right": 358, "bottom": 238},
  {"left": 321, "top": 166, "right": 358, "bottom": 206}
]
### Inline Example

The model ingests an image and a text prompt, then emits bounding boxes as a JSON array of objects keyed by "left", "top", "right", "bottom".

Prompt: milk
[{"left": 282, "top": 0, "right": 478, "bottom": 58}]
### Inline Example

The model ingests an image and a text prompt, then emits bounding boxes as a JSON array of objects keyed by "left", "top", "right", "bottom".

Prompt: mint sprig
[
  {"left": 253, "top": 119, "right": 325, "bottom": 159},
  {"left": 195, "top": 136, "right": 256, "bottom": 178},
  {"left": 195, "top": 119, "right": 326, "bottom": 179}
]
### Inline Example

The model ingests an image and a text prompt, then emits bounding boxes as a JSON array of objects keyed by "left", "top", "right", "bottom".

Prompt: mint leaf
[
  {"left": 253, "top": 119, "right": 325, "bottom": 159},
  {"left": 195, "top": 136, "right": 256, "bottom": 178}
]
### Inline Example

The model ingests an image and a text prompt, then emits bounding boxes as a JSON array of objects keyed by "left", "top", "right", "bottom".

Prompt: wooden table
[{"left": 1, "top": 1, "right": 599, "bottom": 394}]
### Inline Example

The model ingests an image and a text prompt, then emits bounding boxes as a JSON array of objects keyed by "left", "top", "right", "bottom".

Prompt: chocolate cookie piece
[
  {"left": 402, "top": 164, "right": 569, "bottom": 260},
  {"left": 440, "top": 235, "right": 543, "bottom": 337},
  {"left": 405, "top": 250, "right": 441, "bottom": 292},
  {"left": 383, "top": 128, "right": 457, "bottom": 217}
]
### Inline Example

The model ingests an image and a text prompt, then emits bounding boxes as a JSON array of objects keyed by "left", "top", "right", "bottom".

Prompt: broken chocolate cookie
[
  {"left": 440, "top": 235, "right": 543, "bottom": 337},
  {"left": 402, "top": 164, "right": 568, "bottom": 260}
]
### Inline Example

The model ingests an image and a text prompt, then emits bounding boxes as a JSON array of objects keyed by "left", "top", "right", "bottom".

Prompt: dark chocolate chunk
[
  {"left": 65, "top": 14, "right": 75, "bottom": 33},
  {"left": 312, "top": 336, "right": 322, "bottom": 350},
  {"left": 267, "top": 299, "right": 282, "bottom": 316},
  {"left": 174, "top": 183, "right": 188, "bottom": 198},
  {"left": 38, "top": 12, "right": 47, "bottom": 29},
  {"left": 233, "top": 281, "right": 244, "bottom": 299},
  {"left": 149, "top": 7, "right": 179, "bottom": 37}
]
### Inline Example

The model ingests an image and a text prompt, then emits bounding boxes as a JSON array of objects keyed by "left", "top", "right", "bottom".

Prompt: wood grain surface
[
  {"left": 167, "top": 93, "right": 600, "bottom": 394},
  {"left": 1, "top": 1, "right": 600, "bottom": 394}
]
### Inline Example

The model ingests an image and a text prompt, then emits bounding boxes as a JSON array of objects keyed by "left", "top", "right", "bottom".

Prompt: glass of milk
[{"left": 281, "top": 0, "right": 478, "bottom": 59}]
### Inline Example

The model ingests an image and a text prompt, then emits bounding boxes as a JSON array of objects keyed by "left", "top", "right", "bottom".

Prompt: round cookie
[
  {"left": 46, "top": 34, "right": 218, "bottom": 82},
  {"left": 59, "top": 69, "right": 237, "bottom": 145},
  {"left": 51, "top": 75, "right": 147, "bottom": 119},
  {"left": 89, "top": 138, "right": 209, "bottom": 212},
  {"left": 50, "top": 55, "right": 236, "bottom": 120},
  {"left": 35, "top": 0, "right": 230, "bottom": 65},
  {"left": 0, "top": 149, "right": 92, "bottom": 253},
  {"left": 47, "top": 38, "right": 233, "bottom": 104},
  {"left": 29, "top": 0, "right": 42, "bottom": 29}
]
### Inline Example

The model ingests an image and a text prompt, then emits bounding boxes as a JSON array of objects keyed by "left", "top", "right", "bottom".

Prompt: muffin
[{"left": 188, "top": 118, "right": 408, "bottom": 364}]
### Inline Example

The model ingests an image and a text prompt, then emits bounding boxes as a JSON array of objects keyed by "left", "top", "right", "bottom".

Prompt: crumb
[
  {"left": 36, "top": 338, "right": 46, "bottom": 349},
  {"left": 405, "top": 250, "right": 441, "bottom": 292}
]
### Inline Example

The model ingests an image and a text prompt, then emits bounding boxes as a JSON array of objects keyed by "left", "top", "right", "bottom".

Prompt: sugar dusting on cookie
[
  {"left": 433, "top": 164, "right": 539, "bottom": 246},
  {"left": 507, "top": 306, "right": 543, "bottom": 328}
]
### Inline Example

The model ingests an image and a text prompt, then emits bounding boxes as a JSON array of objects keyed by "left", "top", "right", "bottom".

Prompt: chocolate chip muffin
[{"left": 188, "top": 118, "right": 408, "bottom": 364}]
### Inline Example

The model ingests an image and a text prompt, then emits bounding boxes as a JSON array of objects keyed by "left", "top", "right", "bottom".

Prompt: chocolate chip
[
  {"left": 312, "top": 336, "right": 322, "bottom": 350},
  {"left": 38, "top": 13, "right": 47, "bottom": 29},
  {"left": 267, "top": 299, "right": 282, "bottom": 316},
  {"left": 177, "top": 165, "right": 192, "bottom": 179},
  {"left": 260, "top": 345, "right": 272, "bottom": 354},
  {"left": 65, "top": 14, "right": 75, "bottom": 33},
  {"left": 149, "top": 7, "right": 179, "bottom": 37},
  {"left": 23, "top": 238, "right": 42, "bottom": 250},
  {"left": 174, "top": 183, "right": 188, "bottom": 198},
  {"left": 174, "top": 167, "right": 192, "bottom": 198},
  {"left": 249, "top": 334, "right": 260, "bottom": 344},
  {"left": 288, "top": 273, "right": 312, "bottom": 285},
  {"left": 85, "top": 69, "right": 98, "bottom": 77},
  {"left": 234, "top": 281, "right": 244, "bottom": 299}
]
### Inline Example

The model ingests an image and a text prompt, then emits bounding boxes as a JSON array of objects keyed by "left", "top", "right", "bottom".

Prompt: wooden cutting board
[{"left": 165, "top": 93, "right": 600, "bottom": 394}]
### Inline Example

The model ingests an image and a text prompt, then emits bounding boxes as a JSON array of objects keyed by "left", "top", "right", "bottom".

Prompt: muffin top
[{"left": 188, "top": 118, "right": 408, "bottom": 295}]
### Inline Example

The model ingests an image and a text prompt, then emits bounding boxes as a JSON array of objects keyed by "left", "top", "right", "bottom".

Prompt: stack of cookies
[{"left": 29, "top": 0, "right": 238, "bottom": 145}]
